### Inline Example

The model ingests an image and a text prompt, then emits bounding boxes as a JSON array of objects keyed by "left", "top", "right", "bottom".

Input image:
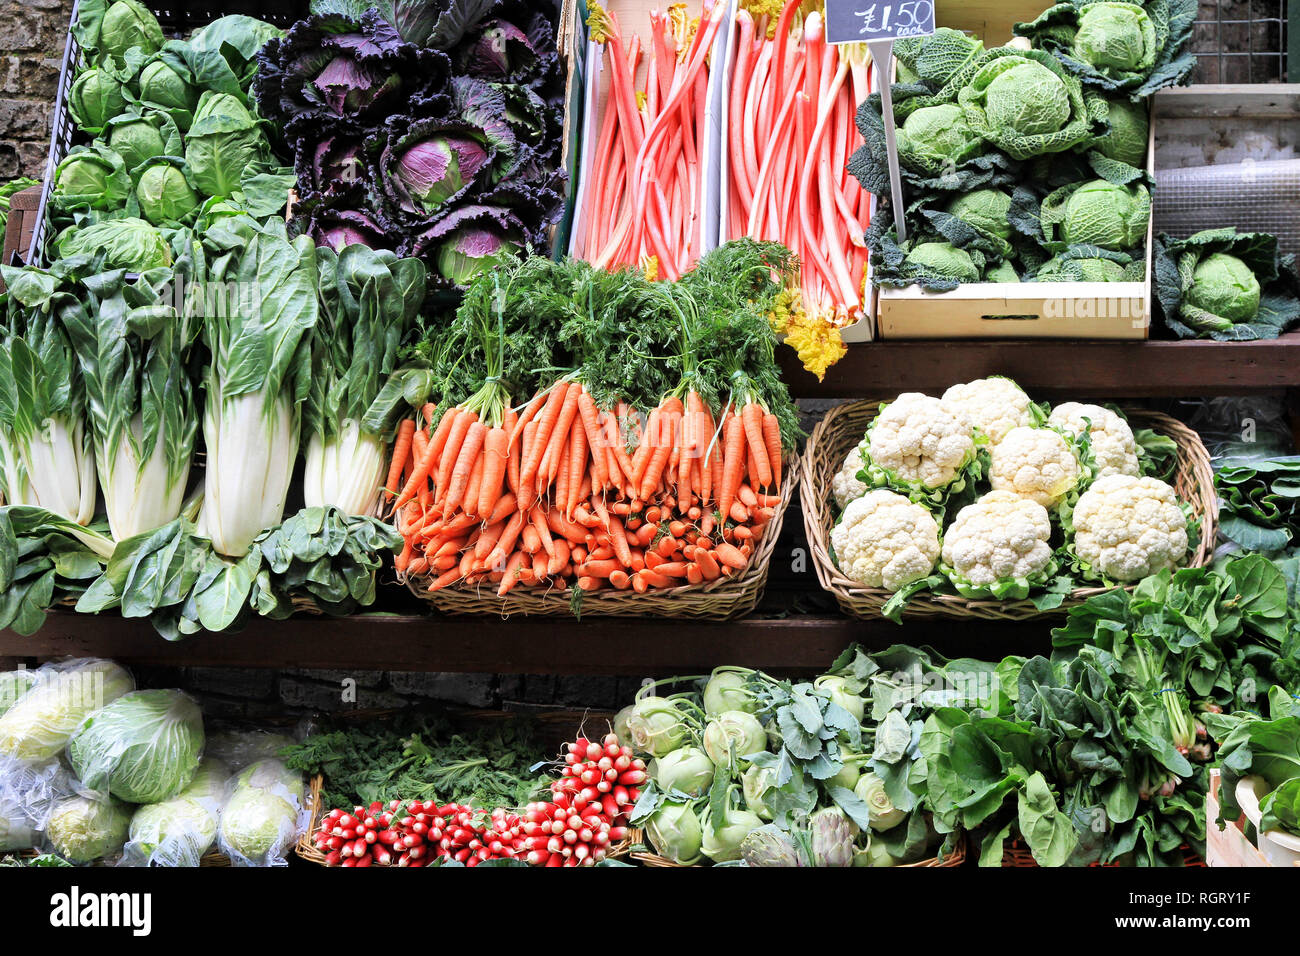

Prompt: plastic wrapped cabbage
[
  {"left": 218, "top": 759, "right": 305, "bottom": 867},
  {"left": 123, "top": 757, "right": 228, "bottom": 867},
  {"left": 0, "top": 669, "right": 38, "bottom": 717},
  {"left": 0, "top": 659, "right": 134, "bottom": 763},
  {"left": 46, "top": 792, "right": 133, "bottom": 863},
  {"left": 68, "top": 689, "right": 204, "bottom": 804}
]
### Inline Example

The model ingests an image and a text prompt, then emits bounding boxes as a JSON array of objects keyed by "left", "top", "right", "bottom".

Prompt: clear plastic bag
[
  {"left": 121, "top": 757, "right": 229, "bottom": 868},
  {"left": 0, "top": 658, "right": 134, "bottom": 764},
  {"left": 203, "top": 726, "right": 299, "bottom": 768},
  {"left": 43, "top": 789, "right": 132, "bottom": 864},
  {"left": 1177, "top": 396, "right": 1295, "bottom": 461},
  {"left": 217, "top": 758, "right": 308, "bottom": 867},
  {"left": 0, "top": 668, "right": 38, "bottom": 718},
  {"left": 67, "top": 688, "right": 204, "bottom": 804}
]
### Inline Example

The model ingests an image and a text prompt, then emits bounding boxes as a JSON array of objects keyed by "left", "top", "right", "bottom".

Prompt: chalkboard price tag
[{"left": 824, "top": 0, "right": 936, "bottom": 44}]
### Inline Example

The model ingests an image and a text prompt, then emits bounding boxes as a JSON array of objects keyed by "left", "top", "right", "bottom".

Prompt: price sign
[{"left": 824, "top": 0, "right": 935, "bottom": 44}]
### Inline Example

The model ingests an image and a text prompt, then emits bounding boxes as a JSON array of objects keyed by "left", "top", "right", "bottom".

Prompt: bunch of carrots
[
  {"left": 384, "top": 383, "right": 785, "bottom": 598},
  {"left": 576, "top": 0, "right": 725, "bottom": 280},
  {"left": 726, "top": 1, "right": 872, "bottom": 328}
]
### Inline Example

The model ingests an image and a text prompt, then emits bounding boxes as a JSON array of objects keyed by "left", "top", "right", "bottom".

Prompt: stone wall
[{"left": 0, "top": 0, "right": 72, "bottom": 180}]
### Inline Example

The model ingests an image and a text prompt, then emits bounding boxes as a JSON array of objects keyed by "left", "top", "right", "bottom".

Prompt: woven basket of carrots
[{"left": 383, "top": 244, "right": 803, "bottom": 621}]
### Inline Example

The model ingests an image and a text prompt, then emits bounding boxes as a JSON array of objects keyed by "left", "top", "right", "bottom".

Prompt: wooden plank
[
  {"left": 1155, "top": 85, "right": 1300, "bottom": 119},
  {"left": 780, "top": 335, "right": 1300, "bottom": 398},
  {"left": 3, "top": 611, "right": 1055, "bottom": 675}
]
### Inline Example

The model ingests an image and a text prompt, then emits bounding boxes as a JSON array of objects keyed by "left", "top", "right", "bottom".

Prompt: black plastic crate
[{"left": 27, "top": 0, "right": 310, "bottom": 266}]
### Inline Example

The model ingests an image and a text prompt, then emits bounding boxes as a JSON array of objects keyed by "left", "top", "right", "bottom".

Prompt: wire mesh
[
  {"left": 1192, "top": 0, "right": 1290, "bottom": 83},
  {"left": 1156, "top": 160, "right": 1300, "bottom": 257}
]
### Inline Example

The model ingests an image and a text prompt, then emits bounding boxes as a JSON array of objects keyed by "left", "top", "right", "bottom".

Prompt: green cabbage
[
  {"left": 985, "top": 260, "right": 1021, "bottom": 282},
  {"left": 893, "top": 28, "right": 984, "bottom": 88},
  {"left": 1035, "top": 247, "right": 1142, "bottom": 282},
  {"left": 125, "top": 757, "right": 227, "bottom": 867},
  {"left": 959, "top": 49, "right": 1102, "bottom": 159},
  {"left": 1184, "top": 253, "right": 1260, "bottom": 323},
  {"left": 46, "top": 793, "right": 132, "bottom": 863},
  {"left": 137, "top": 58, "right": 199, "bottom": 116},
  {"left": 1041, "top": 178, "right": 1150, "bottom": 251},
  {"left": 67, "top": 689, "right": 204, "bottom": 804},
  {"left": 896, "top": 103, "right": 984, "bottom": 175},
  {"left": 68, "top": 68, "right": 127, "bottom": 133},
  {"left": 184, "top": 92, "right": 270, "bottom": 199},
  {"left": 95, "top": 1, "right": 164, "bottom": 62},
  {"left": 904, "top": 241, "right": 981, "bottom": 283},
  {"left": 0, "top": 660, "right": 133, "bottom": 763},
  {"left": 135, "top": 159, "right": 200, "bottom": 225},
  {"left": 56, "top": 217, "right": 172, "bottom": 271},
  {"left": 1094, "top": 97, "right": 1150, "bottom": 168},
  {"left": 0, "top": 669, "right": 38, "bottom": 717},
  {"left": 218, "top": 759, "right": 304, "bottom": 866},
  {"left": 51, "top": 145, "right": 132, "bottom": 211},
  {"left": 1072, "top": 3, "right": 1158, "bottom": 76},
  {"left": 105, "top": 111, "right": 174, "bottom": 173}
]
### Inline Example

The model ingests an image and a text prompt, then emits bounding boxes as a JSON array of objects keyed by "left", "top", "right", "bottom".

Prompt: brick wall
[{"left": 0, "top": 0, "right": 71, "bottom": 180}]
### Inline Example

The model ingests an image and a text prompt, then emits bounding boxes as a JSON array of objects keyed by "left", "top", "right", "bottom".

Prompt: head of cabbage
[
  {"left": 135, "top": 159, "right": 200, "bottom": 226},
  {"left": 56, "top": 217, "right": 173, "bottom": 271},
  {"left": 958, "top": 49, "right": 1098, "bottom": 159},
  {"left": 1184, "top": 252, "right": 1262, "bottom": 326},
  {"left": 1071, "top": 2, "right": 1158, "bottom": 78},
  {"left": 1041, "top": 178, "right": 1150, "bottom": 251},
  {"left": 904, "top": 241, "right": 981, "bottom": 283},
  {"left": 105, "top": 110, "right": 176, "bottom": 174},
  {"left": 46, "top": 793, "right": 132, "bottom": 863},
  {"left": 0, "top": 669, "right": 38, "bottom": 717},
  {"left": 137, "top": 57, "right": 199, "bottom": 118},
  {"left": 184, "top": 91, "right": 269, "bottom": 199},
  {"left": 68, "top": 689, "right": 204, "bottom": 804},
  {"left": 92, "top": 1, "right": 165, "bottom": 63},
  {"left": 125, "top": 757, "right": 228, "bottom": 867},
  {"left": 52, "top": 145, "right": 132, "bottom": 211},
  {"left": 896, "top": 103, "right": 984, "bottom": 175},
  {"left": 1094, "top": 97, "right": 1150, "bottom": 168},
  {"left": 0, "top": 659, "right": 134, "bottom": 763},
  {"left": 218, "top": 759, "right": 304, "bottom": 866},
  {"left": 69, "top": 67, "right": 128, "bottom": 133}
]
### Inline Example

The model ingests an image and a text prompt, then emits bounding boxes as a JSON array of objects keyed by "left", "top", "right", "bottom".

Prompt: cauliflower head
[
  {"left": 989, "top": 426, "right": 1081, "bottom": 508},
  {"left": 942, "top": 376, "right": 1034, "bottom": 445},
  {"left": 831, "top": 489, "right": 940, "bottom": 591},
  {"left": 1072, "top": 474, "right": 1189, "bottom": 582},
  {"left": 941, "top": 491, "right": 1054, "bottom": 596},
  {"left": 865, "top": 393, "right": 975, "bottom": 491},
  {"left": 832, "top": 441, "right": 869, "bottom": 509},
  {"left": 1048, "top": 402, "right": 1139, "bottom": 478}
]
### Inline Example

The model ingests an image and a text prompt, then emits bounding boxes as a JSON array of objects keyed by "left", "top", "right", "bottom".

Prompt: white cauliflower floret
[
  {"left": 989, "top": 426, "right": 1081, "bottom": 508},
  {"left": 1048, "top": 402, "right": 1139, "bottom": 478},
  {"left": 831, "top": 489, "right": 940, "bottom": 591},
  {"left": 941, "top": 377, "right": 1034, "bottom": 445},
  {"left": 1072, "top": 475, "right": 1189, "bottom": 582},
  {"left": 865, "top": 393, "right": 974, "bottom": 490},
  {"left": 832, "top": 441, "right": 869, "bottom": 509},
  {"left": 941, "top": 491, "right": 1053, "bottom": 591}
]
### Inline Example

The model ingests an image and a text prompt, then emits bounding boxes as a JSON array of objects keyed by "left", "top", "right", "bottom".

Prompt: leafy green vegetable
[{"left": 1215, "top": 456, "right": 1300, "bottom": 552}]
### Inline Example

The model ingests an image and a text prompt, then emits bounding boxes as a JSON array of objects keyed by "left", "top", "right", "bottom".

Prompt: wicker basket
[
  {"left": 401, "top": 459, "right": 797, "bottom": 621},
  {"left": 295, "top": 708, "right": 632, "bottom": 866},
  {"left": 629, "top": 827, "right": 967, "bottom": 867},
  {"left": 16, "top": 847, "right": 230, "bottom": 867},
  {"left": 1001, "top": 838, "right": 1206, "bottom": 867},
  {"left": 801, "top": 400, "right": 1216, "bottom": 622}
]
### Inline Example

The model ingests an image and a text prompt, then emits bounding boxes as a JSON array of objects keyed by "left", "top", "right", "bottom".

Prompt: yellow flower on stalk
[
  {"left": 644, "top": 256, "right": 660, "bottom": 282},
  {"left": 768, "top": 289, "right": 847, "bottom": 381}
]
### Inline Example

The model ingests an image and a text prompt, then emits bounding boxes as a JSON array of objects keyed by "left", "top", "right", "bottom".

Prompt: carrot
[
  {"left": 475, "top": 518, "right": 508, "bottom": 560},
  {"left": 508, "top": 391, "right": 546, "bottom": 455},
  {"left": 522, "top": 523, "right": 541, "bottom": 554},
  {"left": 609, "top": 569, "right": 632, "bottom": 590},
  {"left": 718, "top": 413, "right": 745, "bottom": 521},
  {"left": 428, "top": 567, "right": 464, "bottom": 592},
  {"left": 654, "top": 561, "right": 690, "bottom": 577},
  {"left": 554, "top": 431, "right": 571, "bottom": 512},
  {"left": 738, "top": 484, "right": 758, "bottom": 508},
  {"left": 521, "top": 383, "right": 569, "bottom": 491},
  {"left": 608, "top": 515, "right": 634, "bottom": 567},
  {"left": 639, "top": 398, "right": 682, "bottom": 500},
  {"left": 686, "top": 563, "right": 704, "bottom": 585},
  {"left": 548, "top": 539, "right": 571, "bottom": 577},
  {"left": 576, "top": 388, "right": 609, "bottom": 492},
  {"left": 742, "top": 402, "right": 772, "bottom": 487},
  {"left": 577, "top": 576, "right": 603, "bottom": 592},
  {"left": 497, "top": 551, "right": 529, "bottom": 595},
  {"left": 487, "top": 492, "right": 517, "bottom": 527},
  {"left": 630, "top": 407, "right": 659, "bottom": 489},
  {"left": 434, "top": 409, "right": 475, "bottom": 501},
  {"left": 443, "top": 420, "right": 486, "bottom": 513},
  {"left": 462, "top": 450, "right": 486, "bottom": 519},
  {"left": 546, "top": 509, "right": 588, "bottom": 545},
  {"left": 486, "top": 511, "right": 527, "bottom": 569},
  {"left": 695, "top": 548, "right": 721, "bottom": 580},
  {"left": 394, "top": 418, "right": 442, "bottom": 511},
  {"left": 531, "top": 550, "right": 549, "bottom": 582},
  {"left": 580, "top": 559, "right": 620, "bottom": 578},
  {"left": 476, "top": 426, "right": 509, "bottom": 520},
  {"left": 540, "top": 383, "right": 581, "bottom": 490},
  {"left": 676, "top": 397, "right": 693, "bottom": 513},
  {"left": 532, "top": 507, "right": 556, "bottom": 558},
  {"left": 395, "top": 538, "right": 414, "bottom": 574},
  {"left": 605, "top": 409, "right": 636, "bottom": 488},
  {"left": 730, "top": 501, "right": 750, "bottom": 524},
  {"left": 567, "top": 415, "right": 588, "bottom": 518},
  {"left": 762, "top": 412, "right": 783, "bottom": 489},
  {"left": 636, "top": 568, "right": 674, "bottom": 589},
  {"left": 715, "top": 541, "right": 749, "bottom": 570},
  {"left": 385, "top": 418, "right": 416, "bottom": 500}
]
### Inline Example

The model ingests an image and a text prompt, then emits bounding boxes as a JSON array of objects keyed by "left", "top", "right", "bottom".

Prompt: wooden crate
[
  {"left": 1, "top": 185, "right": 41, "bottom": 270},
  {"left": 1206, "top": 770, "right": 1273, "bottom": 868},
  {"left": 877, "top": 0, "right": 1155, "bottom": 340}
]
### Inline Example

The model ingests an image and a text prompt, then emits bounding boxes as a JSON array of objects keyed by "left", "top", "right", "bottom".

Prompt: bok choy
[
  {"left": 0, "top": 262, "right": 100, "bottom": 541},
  {"left": 57, "top": 261, "right": 201, "bottom": 543},
  {"left": 303, "top": 245, "right": 426, "bottom": 516},
  {"left": 194, "top": 215, "right": 319, "bottom": 557}
]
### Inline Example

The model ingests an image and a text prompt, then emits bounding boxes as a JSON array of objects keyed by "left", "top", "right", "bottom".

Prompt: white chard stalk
[
  {"left": 0, "top": 415, "right": 96, "bottom": 525},
  {"left": 303, "top": 420, "right": 388, "bottom": 518}
]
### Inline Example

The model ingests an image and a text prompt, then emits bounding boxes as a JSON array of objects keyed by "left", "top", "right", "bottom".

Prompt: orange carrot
[
  {"left": 555, "top": 432, "right": 572, "bottom": 513},
  {"left": 608, "top": 515, "right": 633, "bottom": 566},
  {"left": 428, "top": 567, "right": 464, "bottom": 592},
  {"left": 497, "top": 551, "right": 528, "bottom": 595},
  {"left": 508, "top": 391, "right": 546, "bottom": 455},
  {"left": 395, "top": 538, "right": 414, "bottom": 574},
  {"left": 630, "top": 407, "right": 658, "bottom": 489},
  {"left": 576, "top": 388, "right": 608, "bottom": 490},
  {"left": 715, "top": 541, "right": 748, "bottom": 570},
  {"left": 477, "top": 425, "right": 509, "bottom": 520},
  {"left": 567, "top": 416, "right": 588, "bottom": 518},
  {"left": 719, "top": 413, "right": 745, "bottom": 521},
  {"left": 434, "top": 409, "right": 475, "bottom": 500},
  {"left": 636, "top": 568, "right": 674, "bottom": 589},
  {"left": 385, "top": 418, "right": 416, "bottom": 500},
  {"left": 639, "top": 398, "right": 682, "bottom": 500},
  {"left": 475, "top": 518, "right": 508, "bottom": 560},
  {"left": 486, "top": 511, "right": 527, "bottom": 569},
  {"left": 580, "top": 559, "right": 620, "bottom": 578},
  {"left": 542, "top": 385, "right": 582, "bottom": 489},
  {"left": 462, "top": 450, "right": 486, "bottom": 519},
  {"left": 696, "top": 549, "right": 721, "bottom": 580},
  {"left": 762, "top": 412, "right": 783, "bottom": 489},
  {"left": 522, "top": 523, "right": 541, "bottom": 554},
  {"left": 548, "top": 539, "right": 571, "bottom": 576},
  {"left": 609, "top": 569, "right": 632, "bottom": 590},
  {"left": 742, "top": 402, "right": 772, "bottom": 487},
  {"left": 487, "top": 491, "right": 517, "bottom": 527},
  {"left": 532, "top": 507, "right": 556, "bottom": 558},
  {"left": 522, "top": 383, "right": 568, "bottom": 490},
  {"left": 444, "top": 420, "right": 486, "bottom": 513}
]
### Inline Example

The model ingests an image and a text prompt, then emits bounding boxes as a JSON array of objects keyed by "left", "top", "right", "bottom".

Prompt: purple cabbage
[
  {"left": 310, "top": 206, "right": 387, "bottom": 250},
  {"left": 394, "top": 134, "right": 489, "bottom": 213}
]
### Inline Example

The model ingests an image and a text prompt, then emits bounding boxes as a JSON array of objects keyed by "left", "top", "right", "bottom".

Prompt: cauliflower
[
  {"left": 1072, "top": 474, "right": 1189, "bottom": 582},
  {"left": 1048, "top": 402, "right": 1139, "bottom": 478},
  {"left": 864, "top": 393, "right": 975, "bottom": 492},
  {"left": 941, "top": 491, "right": 1054, "bottom": 597},
  {"left": 831, "top": 489, "right": 940, "bottom": 591},
  {"left": 942, "top": 376, "right": 1034, "bottom": 445},
  {"left": 989, "top": 426, "right": 1081, "bottom": 508},
  {"left": 832, "top": 441, "right": 869, "bottom": 509}
]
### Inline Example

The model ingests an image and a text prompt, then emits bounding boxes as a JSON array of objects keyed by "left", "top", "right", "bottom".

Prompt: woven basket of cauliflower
[{"left": 802, "top": 378, "right": 1215, "bottom": 622}]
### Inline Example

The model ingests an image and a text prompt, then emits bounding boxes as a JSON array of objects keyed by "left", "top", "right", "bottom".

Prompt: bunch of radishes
[{"left": 313, "top": 733, "right": 644, "bottom": 867}]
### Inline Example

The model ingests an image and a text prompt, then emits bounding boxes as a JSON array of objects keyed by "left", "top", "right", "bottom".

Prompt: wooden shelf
[
  {"left": 0, "top": 610, "right": 1057, "bottom": 676},
  {"left": 780, "top": 334, "right": 1300, "bottom": 398}
]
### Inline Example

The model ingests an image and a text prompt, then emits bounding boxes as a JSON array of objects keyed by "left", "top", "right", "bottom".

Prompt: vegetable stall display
[
  {"left": 254, "top": 0, "right": 567, "bottom": 287},
  {"left": 802, "top": 376, "right": 1215, "bottom": 620},
  {"left": 848, "top": 1, "right": 1196, "bottom": 292},
  {"left": 387, "top": 240, "right": 800, "bottom": 617}
]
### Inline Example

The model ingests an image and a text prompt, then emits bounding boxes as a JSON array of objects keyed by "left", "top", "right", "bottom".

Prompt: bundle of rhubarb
[
  {"left": 574, "top": 0, "right": 725, "bottom": 279},
  {"left": 387, "top": 241, "right": 800, "bottom": 608},
  {"left": 726, "top": 1, "right": 872, "bottom": 376},
  {"left": 309, "top": 734, "right": 640, "bottom": 867}
]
